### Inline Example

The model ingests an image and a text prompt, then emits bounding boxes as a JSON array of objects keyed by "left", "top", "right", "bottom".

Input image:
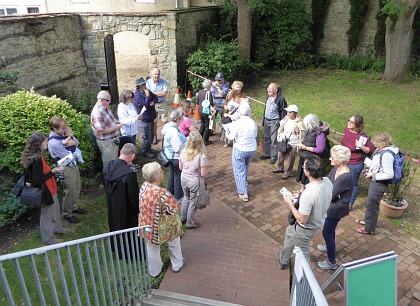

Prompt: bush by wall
[
  {"left": 186, "top": 39, "right": 261, "bottom": 93},
  {"left": 0, "top": 89, "right": 95, "bottom": 173},
  {"left": 45, "top": 86, "right": 97, "bottom": 115}
]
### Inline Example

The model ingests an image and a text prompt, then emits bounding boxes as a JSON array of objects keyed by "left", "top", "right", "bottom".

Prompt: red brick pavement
[{"left": 156, "top": 128, "right": 420, "bottom": 306}]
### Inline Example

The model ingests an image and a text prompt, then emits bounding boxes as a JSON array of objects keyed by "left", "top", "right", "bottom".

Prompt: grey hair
[
  {"left": 303, "top": 114, "right": 320, "bottom": 131},
  {"left": 97, "top": 90, "right": 110, "bottom": 100},
  {"left": 238, "top": 102, "right": 251, "bottom": 116},
  {"left": 142, "top": 161, "right": 162, "bottom": 182},
  {"left": 202, "top": 79, "right": 212, "bottom": 89},
  {"left": 120, "top": 143, "right": 137, "bottom": 155},
  {"left": 330, "top": 145, "right": 351, "bottom": 163},
  {"left": 169, "top": 108, "right": 184, "bottom": 122}
]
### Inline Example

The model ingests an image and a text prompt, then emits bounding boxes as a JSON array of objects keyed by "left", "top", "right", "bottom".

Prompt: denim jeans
[
  {"left": 348, "top": 162, "right": 364, "bottom": 204},
  {"left": 168, "top": 159, "right": 183, "bottom": 201},
  {"left": 322, "top": 217, "right": 340, "bottom": 264}
]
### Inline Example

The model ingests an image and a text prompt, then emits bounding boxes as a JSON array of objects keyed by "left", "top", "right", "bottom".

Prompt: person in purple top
[
  {"left": 340, "top": 114, "right": 375, "bottom": 210},
  {"left": 133, "top": 77, "right": 158, "bottom": 158},
  {"left": 296, "top": 114, "right": 330, "bottom": 192}
]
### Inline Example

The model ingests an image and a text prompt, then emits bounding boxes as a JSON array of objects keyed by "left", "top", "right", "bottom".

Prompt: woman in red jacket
[{"left": 21, "top": 132, "right": 70, "bottom": 245}]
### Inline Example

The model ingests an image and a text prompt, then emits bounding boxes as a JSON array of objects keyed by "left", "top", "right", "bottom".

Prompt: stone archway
[{"left": 113, "top": 31, "right": 150, "bottom": 91}]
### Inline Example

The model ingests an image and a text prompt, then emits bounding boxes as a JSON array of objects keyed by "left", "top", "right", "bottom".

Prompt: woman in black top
[
  {"left": 317, "top": 145, "right": 353, "bottom": 270},
  {"left": 21, "top": 132, "right": 69, "bottom": 245}
]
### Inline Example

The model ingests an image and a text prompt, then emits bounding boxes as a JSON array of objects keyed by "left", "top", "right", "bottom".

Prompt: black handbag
[
  {"left": 277, "top": 138, "right": 291, "bottom": 153},
  {"left": 20, "top": 184, "right": 43, "bottom": 208},
  {"left": 12, "top": 175, "right": 26, "bottom": 197}
]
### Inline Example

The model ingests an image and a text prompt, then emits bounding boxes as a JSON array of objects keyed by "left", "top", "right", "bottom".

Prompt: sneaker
[
  {"left": 260, "top": 153, "right": 270, "bottom": 160},
  {"left": 317, "top": 259, "right": 337, "bottom": 270},
  {"left": 55, "top": 228, "right": 71, "bottom": 234},
  {"left": 269, "top": 157, "right": 277, "bottom": 164},
  {"left": 316, "top": 244, "right": 327, "bottom": 253},
  {"left": 44, "top": 238, "right": 63, "bottom": 246},
  {"left": 282, "top": 172, "right": 292, "bottom": 179},
  {"left": 204, "top": 141, "right": 213, "bottom": 146},
  {"left": 64, "top": 215, "right": 80, "bottom": 224},
  {"left": 173, "top": 257, "right": 186, "bottom": 273},
  {"left": 73, "top": 208, "right": 86, "bottom": 214}
]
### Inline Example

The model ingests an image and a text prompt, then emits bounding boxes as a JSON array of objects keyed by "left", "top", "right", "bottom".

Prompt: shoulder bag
[
  {"left": 157, "top": 192, "right": 183, "bottom": 244},
  {"left": 13, "top": 173, "right": 44, "bottom": 208},
  {"left": 158, "top": 134, "right": 170, "bottom": 167},
  {"left": 196, "top": 155, "right": 210, "bottom": 210}
]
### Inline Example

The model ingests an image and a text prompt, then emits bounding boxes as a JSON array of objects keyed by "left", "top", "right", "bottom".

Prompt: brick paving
[{"left": 157, "top": 127, "right": 420, "bottom": 306}]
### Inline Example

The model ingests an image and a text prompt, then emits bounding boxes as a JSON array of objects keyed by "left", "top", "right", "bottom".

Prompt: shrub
[
  {"left": 186, "top": 39, "right": 261, "bottom": 93},
  {"left": 0, "top": 89, "right": 96, "bottom": 173},
  {"left": 45, "top": 86, "right": 97, "bottom": 115},
  {"left": 0, "top": 190, "right": 31, "bottom": 228},
  {"left": 251, "top": 0, "right": 312, "bottom": 69}
]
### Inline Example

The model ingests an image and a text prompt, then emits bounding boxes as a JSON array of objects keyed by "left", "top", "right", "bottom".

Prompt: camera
[
  {"left": 113, "top": 139, "right": 120, "bottom": 146},
  {"left": 54, "top": 172, "right": 65, "bottom": 184}
]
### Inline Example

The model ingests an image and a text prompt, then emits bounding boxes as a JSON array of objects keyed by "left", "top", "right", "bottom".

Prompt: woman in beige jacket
[{"left": 273, "top": 104, "right": 305, "bottom": 179}]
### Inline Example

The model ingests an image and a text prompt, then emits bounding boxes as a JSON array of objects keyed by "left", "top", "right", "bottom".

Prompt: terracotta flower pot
[{"left": 379, "top": 199, "right": 408, "bottom": 218}]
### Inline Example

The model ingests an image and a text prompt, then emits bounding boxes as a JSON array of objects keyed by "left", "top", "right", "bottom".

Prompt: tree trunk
[
  {"left": 236, "top": 0, "right": 252, "bottom": 60},
  {"left": 383, "top": 0, "right": 420, "bottom": 82}
]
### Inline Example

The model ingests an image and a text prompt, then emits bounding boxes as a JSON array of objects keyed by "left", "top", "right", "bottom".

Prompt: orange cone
[
  {"left": 173, "top": 87, "right": 180, "bottom": 108},
  {"left": 194, "top": 103, "right": 201, "bottom": 120},
  {"left": 188, "top": 106, "right": 194, "bottom": 116},
  {"left": 187, "top": 91, "right": 192, "bottom": 101}
]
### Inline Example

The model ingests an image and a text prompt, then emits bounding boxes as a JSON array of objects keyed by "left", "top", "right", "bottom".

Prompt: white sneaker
[
  {"left": 316, "top": 244, "right": 327, "bottom": 253},
  {"left": 317, "top": 259, "right": 337, "bottom": 270}
]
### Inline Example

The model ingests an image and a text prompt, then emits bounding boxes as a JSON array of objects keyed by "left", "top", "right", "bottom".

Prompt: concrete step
[{"left": 142, "top": 289, "right": 243, "bottom": 306}]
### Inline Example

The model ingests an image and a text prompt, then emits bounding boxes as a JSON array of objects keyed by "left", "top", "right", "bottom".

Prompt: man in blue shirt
[
  {"left": 210, "top": 72, "right": 230, "bottom": 128},
  {"left": 146, "top": 68, "right": 168, "bottom": 144},
  {"left": 134, "top": 77, "right": 158, "bottom": 158},
  {"left": 260, "top": 83, "right": 287, "bottom": 164}
]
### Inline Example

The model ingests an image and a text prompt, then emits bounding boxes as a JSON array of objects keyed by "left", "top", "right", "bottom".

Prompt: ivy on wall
[
  {"left": 311, "top": 0, "right": 332, "bottom": 54},
  {"left": 374, "top": 0, "right": 387, "bottom": 57},
  {"left": 347, "top": 0, "right": 370, "bottom": 56}
]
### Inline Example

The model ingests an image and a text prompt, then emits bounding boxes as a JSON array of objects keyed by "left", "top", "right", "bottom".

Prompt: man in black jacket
[
  {"left": 103, "top": 143, "right": 140, "bottom": 258},
  {"left": 260, "top": 83, "right": 287, "bottom": 164}
]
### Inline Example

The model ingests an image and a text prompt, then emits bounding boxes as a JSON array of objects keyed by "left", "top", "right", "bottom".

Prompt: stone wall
[
  {"left": 354, "top": 0, "right": 379, "bottom": 57},
  {"left": 0, "top": 14, "right": 89, "bottom": 94}
]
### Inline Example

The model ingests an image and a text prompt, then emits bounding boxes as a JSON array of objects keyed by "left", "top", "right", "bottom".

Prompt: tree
[
  {"left": 236, "top": 0, "right": 252, "bottom": 59},
  {"left": 382, "top": 0, "right": 420, "bottom": 82}
]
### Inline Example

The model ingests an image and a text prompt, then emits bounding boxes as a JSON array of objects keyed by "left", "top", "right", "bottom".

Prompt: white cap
[{"left": 285, "top": 104, "right": 298, "bottom": 113}]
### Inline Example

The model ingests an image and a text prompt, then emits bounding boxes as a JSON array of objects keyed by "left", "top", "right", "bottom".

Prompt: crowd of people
[{"left": 21, "top": 68, "right": 400, "bottom": 278}]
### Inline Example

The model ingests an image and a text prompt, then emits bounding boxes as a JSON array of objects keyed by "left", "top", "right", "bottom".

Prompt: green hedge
[{"left": 0, "top": 89, "right": 96, "bottom": 173}]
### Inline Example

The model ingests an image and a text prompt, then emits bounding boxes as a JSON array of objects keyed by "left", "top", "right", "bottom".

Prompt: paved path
[{"left": 157, "top": 129, "right": 420, "bottom": 306}]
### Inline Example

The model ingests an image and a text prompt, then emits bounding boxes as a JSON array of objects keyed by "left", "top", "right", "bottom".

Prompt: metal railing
[
  {"left": 290, "top": 247, "right": 328, "bottom": 306},
  {"left": 0, "top": 226, "right": 152, "bottom": 306}
]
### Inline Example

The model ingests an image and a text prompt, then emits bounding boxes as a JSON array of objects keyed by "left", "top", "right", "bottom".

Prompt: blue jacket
[{"left": 133, "top": 89, "right": 157, "bottom": 123}]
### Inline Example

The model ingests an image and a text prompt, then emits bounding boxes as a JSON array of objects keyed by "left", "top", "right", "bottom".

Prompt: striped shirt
[{"left": 91, "top": 103, "right": 120, "bottom": 139}]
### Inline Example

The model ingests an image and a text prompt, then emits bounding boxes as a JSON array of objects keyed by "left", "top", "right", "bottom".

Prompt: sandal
[
  {"left": 186, "top": 223, "right": 201, "bottom": 229},
  {"left": 355, "top": 219, "right": 365, "bottom": 225},
  {"left": 356, "top": 227, "right": 374, "bottom": 235},
  {"left": 239, "top": 194, "right": 249, "bottom": 202}
]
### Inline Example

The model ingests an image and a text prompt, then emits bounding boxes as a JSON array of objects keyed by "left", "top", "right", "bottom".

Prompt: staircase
[{"left": 142, "top": 289, "right": 243, "bottom": 306}]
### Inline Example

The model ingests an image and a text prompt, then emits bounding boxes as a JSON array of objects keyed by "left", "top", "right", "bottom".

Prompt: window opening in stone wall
[
  {"left": 27, "top": 7, "right": 40, "bottom": 14},
  {"left": 113, "top": 31, "right": 150, "bottom": 91}
]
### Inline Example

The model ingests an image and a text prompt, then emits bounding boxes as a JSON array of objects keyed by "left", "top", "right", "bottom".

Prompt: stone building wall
[
  {"left": 354, "top": 0, "right": 379, "bottom": 57},
  {"left": 0, "top": 14, "right": 89, "bottom": 94}
]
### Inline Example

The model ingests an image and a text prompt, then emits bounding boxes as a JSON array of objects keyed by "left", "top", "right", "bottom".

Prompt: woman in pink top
[
  {"left": 178, "top": 100, "right": 198, "bottom": 137},
  {"left": 340, "top": 114, "right": 375, "bottom": 210}
]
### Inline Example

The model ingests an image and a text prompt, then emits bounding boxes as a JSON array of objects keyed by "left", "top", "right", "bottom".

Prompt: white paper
[
  {"left": 140, "top": 106, "right": 147, "bottom": 116},
  {"left": 364, "top": 157, "right": 372, "bottom": 168},
  {"left": 57, "top": 152, "right": 73, "bottom": 167},
  {"left": 222, "top": 123, "right": 232, "bottom": 134},
  {"left": 357, "top": 135, "right": 368, "bottom": 149}
]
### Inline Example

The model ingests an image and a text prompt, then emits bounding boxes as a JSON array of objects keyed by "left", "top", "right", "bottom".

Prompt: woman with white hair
[
  {"left": 161, "top": 108, "right": 187, "bottom": 201},
  {"left": 296, "top": 114, "right": 330, "bottom": 192},
  {"left": 179, "top": 131, "right": 208, "bottom": 228},
  {"left": 316, "top": 145, "right": 353, "bottom": 270},
  {"left": 138, "top": 162, "right": 184, "bottom": 277},
  {"left": 225, "top": 103, "right": 257, "bottom": 202}
]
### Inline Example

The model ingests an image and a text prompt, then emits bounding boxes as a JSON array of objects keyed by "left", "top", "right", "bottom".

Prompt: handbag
[
  {"left": 20, "top": 184, "right": 43, "bottom": 208},
  {"left": 12, "top": 175, "right": 26, "bottom": 197},
  {"left": 196, "top": 155, "right": 210, "bottom": 210},
  {"left": 277, "top": 138, "right": 291, "bottom": 153},
  {"left": 157, "top": 193, "right": 183, "bottom": 244},
  {"left": 158, "top": 134, "right": 170, "bottom": 167}
]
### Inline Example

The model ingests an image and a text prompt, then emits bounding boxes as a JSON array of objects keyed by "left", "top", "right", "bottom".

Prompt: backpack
[
  {"left": 320, "top": 137, "right": 331, "bottom": 159},
  {"left": 202, "top": 91, "right": 211, "bottom": 115},
  {"left": 379, "top": 149, "right": 405, "bottom": 184}
]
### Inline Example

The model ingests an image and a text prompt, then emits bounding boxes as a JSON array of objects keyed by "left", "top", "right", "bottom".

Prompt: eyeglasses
[
  {"left": 102, "top": 98, "right": 111, "bottom": 102},
  {"left": 329, "top": 156, "right": 336, "bottom": 160},
  {"left": 348, "top": 119, "right": 354, "bottom": 124}
]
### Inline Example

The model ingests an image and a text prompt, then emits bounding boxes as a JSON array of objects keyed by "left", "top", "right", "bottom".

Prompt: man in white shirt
[
  {"left": 277, "top": 155, "right": 333, "bottom": 269},
  {"left": 146, "top": 68, "right": 168, "bottom": 144}
]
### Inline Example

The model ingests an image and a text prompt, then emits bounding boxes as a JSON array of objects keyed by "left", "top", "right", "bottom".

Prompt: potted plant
[{"left": 380, "top": 156, "right": 416, "bottom": 218}]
